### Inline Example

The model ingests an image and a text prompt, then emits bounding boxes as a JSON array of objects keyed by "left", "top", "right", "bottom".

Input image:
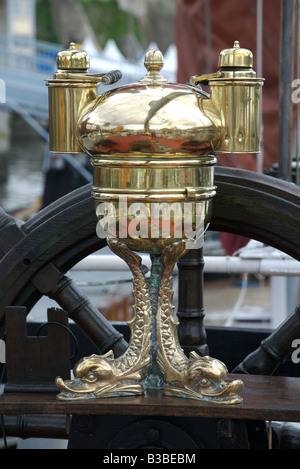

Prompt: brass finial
[
  {"left": 140, "top": 49, "right": 168, "bottom": 83},
  {"left": 144, "top": 49, "right": 164, "bottom": 71}
]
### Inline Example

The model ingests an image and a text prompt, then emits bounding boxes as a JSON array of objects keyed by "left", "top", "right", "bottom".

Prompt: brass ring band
[
  {"left": 91, "top": 187, "right": 217, "bottom": 202},
  {"left": 91, "top": 155, "right": 217, "bottom": 166}
]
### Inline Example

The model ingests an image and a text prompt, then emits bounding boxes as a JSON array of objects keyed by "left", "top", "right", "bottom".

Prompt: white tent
[{"left": 102, "top": 39, "right": 124, "bottom": 59}]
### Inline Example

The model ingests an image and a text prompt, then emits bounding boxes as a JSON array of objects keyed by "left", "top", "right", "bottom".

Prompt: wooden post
[
  {"left": 5, "top": 306, "right": 71, "bottom": 392},
  {"left": 176, "top": 247, "right": 209, "bottom": 356}
]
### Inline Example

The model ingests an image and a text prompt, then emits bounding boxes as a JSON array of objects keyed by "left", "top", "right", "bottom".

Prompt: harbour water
[{"left": 0, "top": 112, "right": 46, "bottom": 213}]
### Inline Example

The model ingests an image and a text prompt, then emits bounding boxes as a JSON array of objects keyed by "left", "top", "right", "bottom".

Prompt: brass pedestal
[{"left": 56, "top": 237, "right": 243, "bottom": 404}]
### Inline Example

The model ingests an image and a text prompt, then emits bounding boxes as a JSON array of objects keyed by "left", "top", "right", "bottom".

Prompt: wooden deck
[{"left": 1, "top": 374, "right": 300, "bottom": 424}]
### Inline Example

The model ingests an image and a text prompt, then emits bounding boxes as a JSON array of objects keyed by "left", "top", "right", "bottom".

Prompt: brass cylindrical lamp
[
  {"left": 202, "top": 40, "right": 264, "bottom": 154},
  {"left": 46, "top": 42, "right": 263, "bottom": 403},
  {"left": 47, "top": 42, "right": 121, "bottom": 154}
]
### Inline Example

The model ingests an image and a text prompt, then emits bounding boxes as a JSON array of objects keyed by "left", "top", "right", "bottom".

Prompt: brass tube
[
  {"left": 47, "top": 81, "right": 99, "bottom": 154},
  {"left": 207, "top": 79, "right": 264, "bottom": 154}
]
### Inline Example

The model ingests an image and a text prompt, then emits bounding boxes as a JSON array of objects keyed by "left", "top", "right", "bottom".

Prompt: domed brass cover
[
  {"left": 77, "top": 51, "right": 221, "bottom": 158},
  {"left": 218, "top": 40, "right": 253, "bottom": 69},
  {"left": 56, "top": 42, "right": 90, "bottom": 71}
]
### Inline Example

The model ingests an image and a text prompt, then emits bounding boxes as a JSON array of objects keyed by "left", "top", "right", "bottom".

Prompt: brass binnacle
[{"left": 49, "top": 42, "right": 263, "bottom": 404}]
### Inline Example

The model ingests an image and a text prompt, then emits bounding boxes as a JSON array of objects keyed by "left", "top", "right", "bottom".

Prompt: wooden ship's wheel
[{"left": 0, "top": 166, "right": 300, "bottom": 449}]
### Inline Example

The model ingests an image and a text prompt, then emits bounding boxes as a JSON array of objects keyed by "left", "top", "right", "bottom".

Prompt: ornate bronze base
[{"left": 56, "top": 237, "right": 243, "bottom": 404}]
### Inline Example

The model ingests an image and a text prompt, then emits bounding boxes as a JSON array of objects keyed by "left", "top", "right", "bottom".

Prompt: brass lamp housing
[
  {"left": 205, "top": 40, "right": 264, "bottom": 153},
  {"left": 46, "top": 42, "right": 122, "bottom": 154},
  {"left": 46, "top": 41, "right": 264, "bottom": 403}
]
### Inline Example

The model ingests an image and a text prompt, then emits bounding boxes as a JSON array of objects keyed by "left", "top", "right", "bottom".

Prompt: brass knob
[
  {"left": 56, "top": 42, "right": 90, "bottom": 71},
  {"left": 144, "top": 49, "right": 164, "bottom": 72},
  {"left": 140, "top": 49, "right": 168, "bottom": 84}
]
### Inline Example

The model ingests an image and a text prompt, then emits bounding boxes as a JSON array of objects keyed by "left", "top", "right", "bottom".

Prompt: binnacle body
[{"left": 77, "top": 56, "right": 218, "bottom": 252}]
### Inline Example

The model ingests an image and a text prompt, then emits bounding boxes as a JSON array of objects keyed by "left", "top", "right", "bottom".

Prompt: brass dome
[
  {"left": 56, "top": 42, "right": 90, "bottom": 71},
  {"left": 77, "top": 50, "right": 220, "bottom": 157},
  {"left": 218, "top": 40, "right": 253, "bottom": 69}
]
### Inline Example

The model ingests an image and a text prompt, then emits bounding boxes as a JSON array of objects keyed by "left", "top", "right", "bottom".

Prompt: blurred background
[
  {"left": 0, "top": 0, "right": 299, "bottom": 337},
  {"left": 1, "top": 0, "right": 300, "bottom": 450}
]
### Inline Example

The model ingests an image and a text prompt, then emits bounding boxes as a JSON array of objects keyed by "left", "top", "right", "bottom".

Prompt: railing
[
  {"left": 0, "top": 33, "right": 62, "bottom": 74},
  {"left": 0, "top": 34, "right": 177, "bottom": 121},
  {"left": 0, "top": 34, "right": 62, "bottom": 120}
]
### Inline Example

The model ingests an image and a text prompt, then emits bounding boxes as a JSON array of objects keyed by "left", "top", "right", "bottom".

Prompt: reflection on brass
[
  {"left": 92, "top": 154, "right": 216, "bottom": 253},
  {"left": 48, "top": 41, "right": 264, "bottom": 404},
  {"left": 77, "top": 78, "right": 221, "bottom": 157}
]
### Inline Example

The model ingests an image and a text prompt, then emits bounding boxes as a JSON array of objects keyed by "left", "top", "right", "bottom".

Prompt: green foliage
[
  {"left": 35, "top": 0, "right": 60, "bottom": 43},
  {"left": 77, "top": 0, "right": 144, "bottom": 50},
  {"left": 35, "top": 0, "right": 144, "bottom": 50}
]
